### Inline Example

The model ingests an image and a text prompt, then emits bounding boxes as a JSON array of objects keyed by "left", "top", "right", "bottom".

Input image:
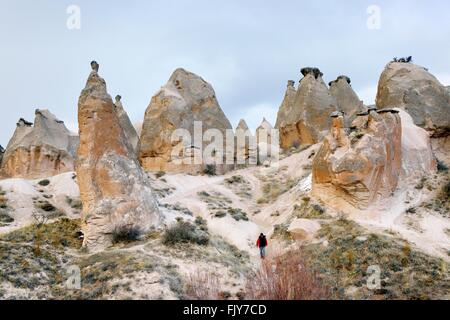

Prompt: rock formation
[
  {"left": 77, "top": 61, "right": 161, "bottom": 251},
  {"left": 235, "top": 119, "right": 257, "bottom": 166},
  {"left": 277, "top": 68, "right": 337, "bottom": 149},
  {"left": 397, "top": 109, "right": 436, "bottom": 182},
  {"left": 256, "top": 118, "right": 279, "bottom": 166},
  {"left": 275, "top": 80, "right": 299, "bottom": 149},
  {"left": 0, "top": 110, "right": 79, "bottom": 179},
  {"left": 329, "top": 75, "right": 365, "bottom": 126},
  {"left": 376, "top": 62, "right": 450, "bottom": 137},
  {"left": 312, "top": 108, "right": 402, "bottom": 209},
  {"left": 139, "top": 68, "right": 233, "bottom": 174},
  {"left": 114, "top": 95, "right": 140, "bottom": 155},
  {"left": 0, "top": 145, "right": 4, "bottom": 166}
]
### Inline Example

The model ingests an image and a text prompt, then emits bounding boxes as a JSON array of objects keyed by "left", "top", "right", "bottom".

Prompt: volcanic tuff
[
  {"left": 312, "top": 108, "right": 402, "bottom": 209},
  {"left": 139, "top": 68, "right": 233, "bottom": 174},
  {"left": 376, "top": 62, "right": 450, "bottom": 137},
  {"left": 329, "top": 75, "right": 365, "bottom": 126},
  {"left": 114, "top": 95, "right": 140, "bottom": 156},
  {"left": 277, "top": 68, "right": 337, "bottom": 149},
  {"left": 77, "top": 62, "right": 161, "bottom": 251},
  {"left": 0, "top": 110, "right": 79, "bottom": 179},
  {"left": 235, "top": 119, "right": 257, "bottom": 166}
]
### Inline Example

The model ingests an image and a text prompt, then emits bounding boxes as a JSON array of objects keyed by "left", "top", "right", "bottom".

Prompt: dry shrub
[
  {"left": 245, "top": 247, "right": 330, "bottom": 300},
  {"left": 184, "top": 270, "right": 221, "bottom": 300}
]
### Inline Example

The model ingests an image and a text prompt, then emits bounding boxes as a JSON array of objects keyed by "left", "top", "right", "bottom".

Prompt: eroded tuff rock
[
  {"left": 312, "top": 108, "right": 402, "bottom": 209},
  {"left": 256, "top": 118, "right": 279, "bottom": 166},
  {"left": 139, "top": 68, "right": 233, "bottom": 174},
  {"left": 277, "top": 68, "right": 337, "bottom": 149},
  {"left": 376, "top": 62, "right": 450, "bottom": 137},
  {"left": 0, "top": 145, "right": 4, "bottom": 166},
  {"left": 275, "top": 80, "right": 299, "bottom": 149},
  {"left": 0, "top": 110, "right": 79, "bottom": 179},
  {"left": 77, "top": 62, "right": 161, "bottom": 251},
  {"left": 235, "top": 119, "right": 257, "bottom": 166},
  {"left": 114, "top": 95, "right": 140, "bottom": 155},
  {"left": 329, "top": 75, "right": 365, "bottom": 126},
  {"left": 397, "top": 109, "right": 436, "bottom": 182}
]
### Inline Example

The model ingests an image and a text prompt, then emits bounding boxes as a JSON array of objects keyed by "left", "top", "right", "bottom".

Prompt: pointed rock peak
[
  {"left": 258, "top": 118, "right": 273, "bottom": 130},
  {"left": 236, "top": 119, "right": 250, "bottom": 131},
  {"left": 34, "top": 109, "right": 64, "bottom": 123},
  {"left": 90, "top": 60, "right": 99, "bottom": 72},
  {"left": 301, "top": 67, "right": 323, "bottom": 79},
  {"left": 0, "top": 145, "right": 4, "bottom": 153},
  {"left": 287, "top": 80, "right": 296, "bottom": 88},
  {"left": 82, "top": 61, "right": 109, "bottom": 101}
]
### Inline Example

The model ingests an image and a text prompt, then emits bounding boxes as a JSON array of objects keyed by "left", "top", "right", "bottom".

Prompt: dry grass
[
  {"left": 245, "top": 247, "right": 331, "bottom": 300},
  {"left": 184, "top": 270, "right": 222, "bottom": 300}
]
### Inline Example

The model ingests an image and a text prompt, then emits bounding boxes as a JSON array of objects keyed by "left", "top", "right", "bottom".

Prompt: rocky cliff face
[
  {"left": 114, "top": 95, "right": 140, "bottom": 156},
  {"left": 376, "top": 62, "right": 450, "bottom": 137},
  {"left": 329, "top": 75, "right": 365, "bottom": 126},
  {"left": 277, "top": 68, "right": 337, "bottom": 149},
  {"left": 139, "top": 68, "right": 233, "bottom": 174},
  {"left": 77, "top": 62, "right": 161, "bottom": 251},
  {"left": 312, "top": 108, "right": 402, "bottom": 209},
  {"left": 0, "top": 110, "right": 79, "bottom": 179}
]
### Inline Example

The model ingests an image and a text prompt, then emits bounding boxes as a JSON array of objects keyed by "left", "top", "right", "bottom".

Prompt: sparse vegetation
[
  {"left": 112, "top": 224, "right": 144, "bottom": 244},
  {"left": 163, "top": 220, "right": 209, "bottom": 246},
  {"left": 303, "top": 218, "right": 450, "bottom": 299},
  {"left": 224, "top": 175, "right": 252, "bottom": 199},
  {"left": 272, "top": 223, "right": 293, "bottom": 242},
  {"left": 260, "top": 178, "right": 298, "bottom": 203},
  {"left": 245, "top": 247, "right": 331, "bottom": 300},
  {"left": 184, "top": 270, "right": 221, "bottom": 300}
]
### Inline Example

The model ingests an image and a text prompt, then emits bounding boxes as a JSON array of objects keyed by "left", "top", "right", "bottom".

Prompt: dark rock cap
[
  {"left": 377, "top": 108, "right": 400, "bottom": 114},
  {"left": 330, "top": 111, "right": 344, "bottom": 118},
  {"left": 301, "top": 67, "right": 323, "bottom": 79},
  {"left": 329, "top": 75, "right": 351, "bottom": 87},
  {"left": 17, "top": 118, "right": 33, "bottom": 127},
  {"left": 90, "top": 61, "right": 99, "bottom": 72}
]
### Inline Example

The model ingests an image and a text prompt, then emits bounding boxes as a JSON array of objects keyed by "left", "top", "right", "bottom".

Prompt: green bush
[{"left": 163, "top": 220, "right": 209, "bottom": 246}]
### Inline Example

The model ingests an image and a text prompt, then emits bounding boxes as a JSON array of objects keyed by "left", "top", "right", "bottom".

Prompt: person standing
[{"left": 256, "top": 233, "right": 268, "bottom": 259}]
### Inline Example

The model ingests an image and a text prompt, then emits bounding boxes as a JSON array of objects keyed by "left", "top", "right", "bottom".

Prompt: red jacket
[{"left": 256, "top": 237, "right": 268, "bottom": 247}]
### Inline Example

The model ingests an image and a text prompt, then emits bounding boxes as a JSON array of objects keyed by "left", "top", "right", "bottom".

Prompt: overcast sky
[{"left": 1, "top": 0, "right": 450, "bottom": 146}]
